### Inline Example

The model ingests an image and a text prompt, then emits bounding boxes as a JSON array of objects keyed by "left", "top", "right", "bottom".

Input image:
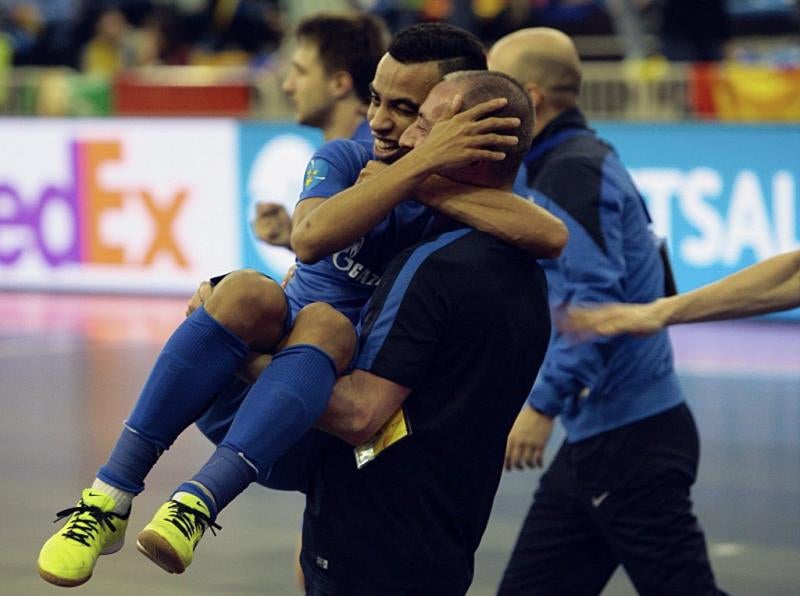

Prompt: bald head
[
  {"left": 489, "top": 28, "right": 582, "bottom": 110},
  {"left": 446, "top": 70, "right": 534, "bottom": 186}
]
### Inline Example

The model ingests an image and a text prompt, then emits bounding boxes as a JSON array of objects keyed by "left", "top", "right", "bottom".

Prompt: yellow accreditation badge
[{"left": 353, "top": 407, "right": 412, "bottom": 469}]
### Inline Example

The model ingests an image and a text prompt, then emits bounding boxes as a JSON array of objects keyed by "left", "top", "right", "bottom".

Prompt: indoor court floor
[{"left": 1, "top": 292, "right": 798, "bottom": 596}]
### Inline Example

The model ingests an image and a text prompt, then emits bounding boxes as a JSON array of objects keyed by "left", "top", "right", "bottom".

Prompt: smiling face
[
  {"left": 282, "top": 40, "right": 336, "bottom": 128},
  {"left": 366, "top": 54, "right": 442, "bottom": 163},
  {"left": 398, "top": 79, "right": 461, "bottom": 150}
]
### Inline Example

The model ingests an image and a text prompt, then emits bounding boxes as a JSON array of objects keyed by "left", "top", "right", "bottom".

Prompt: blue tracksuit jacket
[{"left": 515, "top": 108, "right": 684, "bottom": 442}]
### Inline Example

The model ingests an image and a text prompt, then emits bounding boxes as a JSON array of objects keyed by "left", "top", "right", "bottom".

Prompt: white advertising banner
[{"left": 0, "top": 119, "right": 240, "bottom": 294}]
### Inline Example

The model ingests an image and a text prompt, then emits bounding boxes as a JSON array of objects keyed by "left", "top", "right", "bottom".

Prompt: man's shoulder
[
  {"left": 409, "top": 229, "right": 533, "bottom": 279},
  {"left": 546, "top": 141, "right": 606, "bottom": 177},
  {"left": 313, "top": 138, "right": 372, "bottom": 164}
]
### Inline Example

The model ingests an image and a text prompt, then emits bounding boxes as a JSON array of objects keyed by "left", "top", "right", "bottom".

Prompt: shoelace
[
  {"left": 53, "top": 501, "right": 119, "bottom": 548},
  {"left": 164, "top": 500, "right": 221, "bottom": 542}
]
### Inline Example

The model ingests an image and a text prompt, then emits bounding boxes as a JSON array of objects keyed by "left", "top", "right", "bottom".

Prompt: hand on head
[{"left": 400, "top": 86, "right": 520, "bottom": 176}]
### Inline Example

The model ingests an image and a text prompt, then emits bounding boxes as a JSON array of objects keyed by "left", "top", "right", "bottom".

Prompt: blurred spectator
[
  {"left": 660, "top": 0, "right": 732, "bottom": 61},
  {"left": 605, "top": 0, "right": 650, "bottom": 59},
  {"left": 81, "top": 8, "right": 135, "bottom": 74},
  {"left": 3, "top": 0, "right": 79, "bottom": 66},
  {"left": 3, "top": 1, "right": 45, "bottom": 65},
  {"left": 278, "top": 0, "right": 355, "bottom": 31},
  {"left": 0, "top": 19, "right": 11, "bottom": 107},
  {"left": 138, "top": 5, "right": 192, "bottom": 65},
  {"left": 190, "top": 0, "right": 283, "bottom": 66}
]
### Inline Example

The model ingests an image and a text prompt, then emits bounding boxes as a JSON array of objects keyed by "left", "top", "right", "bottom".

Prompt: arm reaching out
[{"left": 563, "top": 249, "right": 800, "bottom": 337}]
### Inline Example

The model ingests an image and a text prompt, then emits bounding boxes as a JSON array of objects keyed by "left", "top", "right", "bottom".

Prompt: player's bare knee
[
  {"left": 290, "top": 303, "right": 356, "bottom": 373},
  {"left": 206, "top": 269, "right": 287, "bottom": 349}
]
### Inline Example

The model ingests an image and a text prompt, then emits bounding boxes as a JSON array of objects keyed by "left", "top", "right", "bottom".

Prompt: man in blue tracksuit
[{"left": 490, "top": 28, "right": 727, "bottom": 595}]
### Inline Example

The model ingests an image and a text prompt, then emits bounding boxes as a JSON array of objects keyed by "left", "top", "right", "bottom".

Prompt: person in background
[
  {"left": 253, "top": 12, "right": 388, "bottom": 249},
  {"left": 489, "top": 27, "right": 727, "bottom": 595},
  {"left": 81, "top": 8, "right": 134, "bottom": 75},
  {"left": 660, "top": 0, "right": 731, "bottom": 62}
]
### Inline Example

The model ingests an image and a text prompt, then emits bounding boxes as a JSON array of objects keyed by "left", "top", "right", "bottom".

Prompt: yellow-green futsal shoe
[
  {"left": 136, "top": 491, "right": 220, "bottom": 574},
  {"left": 37, "top": 488, "right": 129, "bottom": 587}
]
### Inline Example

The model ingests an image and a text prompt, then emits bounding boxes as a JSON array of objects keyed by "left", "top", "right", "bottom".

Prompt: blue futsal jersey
[{"left": 283, "top": 139, "right": 432, "bottom": 323}]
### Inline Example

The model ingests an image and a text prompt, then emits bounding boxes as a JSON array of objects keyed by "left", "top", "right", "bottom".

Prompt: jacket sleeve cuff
[{"left": 527, "top": 384, "right": 563, "bottom": 418}]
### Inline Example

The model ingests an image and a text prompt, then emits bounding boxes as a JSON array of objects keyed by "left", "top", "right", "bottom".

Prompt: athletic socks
[
  {"left": 188, "top": 344, "right": 338, "bottom": 514},
  {"left": 98, "top": 306, "right": 249, "bottom": 495},
  {"left": 178, "top": 450, "right": 247, "bottom": 520},
  {"left": 91, "top": 478, "right": 133, "bottom": 515},
  {"left": 96, "top": 425, "right": 159, "bottom": 496},
  {"left": 126, "top": 306, "right": 249, "bottom": 448}
]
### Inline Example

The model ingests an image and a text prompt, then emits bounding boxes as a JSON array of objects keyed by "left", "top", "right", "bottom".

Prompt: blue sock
[
  {"left": 97, "top": 426, "right": 160, "bottom": 495},
  {"left": 99, "top": 307, "right": 249, "bottom": 494},
  {"left": 192, "top": 344, "right": 337, "bottom": 513},
  {"left": 179, "top": 446, "right": 256, "bottom": 520}
]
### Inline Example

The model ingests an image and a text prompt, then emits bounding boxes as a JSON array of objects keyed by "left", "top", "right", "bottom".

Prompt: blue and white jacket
[{"left": 516, "top": 108, "right": 684, "bottom": 442}]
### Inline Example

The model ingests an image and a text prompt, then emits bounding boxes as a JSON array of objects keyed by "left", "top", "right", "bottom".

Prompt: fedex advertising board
[{"left": 0, "top": 119, "right": 239, "bottom": 294}]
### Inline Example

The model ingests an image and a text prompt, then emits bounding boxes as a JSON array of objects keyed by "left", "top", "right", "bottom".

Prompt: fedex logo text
[{"left": 0, "top": 140, "right": 189, "bottom": 268}]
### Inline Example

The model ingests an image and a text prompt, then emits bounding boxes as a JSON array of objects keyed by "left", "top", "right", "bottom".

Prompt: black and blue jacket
[{"left": 515, "top": 108, "right": 684, "bottom": 441}]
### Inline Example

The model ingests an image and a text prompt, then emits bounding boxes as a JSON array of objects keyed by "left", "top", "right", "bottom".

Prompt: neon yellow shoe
[
  {"left": 37, "top": 489, "right": 129, "bottom": 587},
  {"left": 136, "top": 492, "right": 220, "bottom": 574}
]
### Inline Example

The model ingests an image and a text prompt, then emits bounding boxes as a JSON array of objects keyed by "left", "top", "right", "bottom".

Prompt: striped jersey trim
[{"left": 355, "top": 228, "right": 471, "bottom": 371}]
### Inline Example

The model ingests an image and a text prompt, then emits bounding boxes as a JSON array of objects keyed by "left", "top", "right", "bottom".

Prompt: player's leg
[
  {"left": 498, "top": 441, "right": 618, "bottom": 596},
  {"left": 136, "top": 302, "right": 356, "bottom": 574},
  {"left": 38, "top": 269, "right": 288, "bottom": 586},
  {"left": 596, "top": 405, "right": 726, "bottom": 595}
]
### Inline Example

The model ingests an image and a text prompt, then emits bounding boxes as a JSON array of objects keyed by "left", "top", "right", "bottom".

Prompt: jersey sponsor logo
[
  {"left": 331, "top": 238, "right": 381, "bottom": 286},
  {"left": 303, "top": 158, "right": 328, "bottom": 190}
]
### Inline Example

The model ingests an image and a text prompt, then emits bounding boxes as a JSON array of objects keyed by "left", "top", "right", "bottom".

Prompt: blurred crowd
[
  {"left": 0, "top": 0, "right": 800, "bottom": 82},
  {"left": 0, "top": 0, "right": 285, "bottom": 73},
  {"left": 1, "top": 0, "right": 798, "bottom": 77}
]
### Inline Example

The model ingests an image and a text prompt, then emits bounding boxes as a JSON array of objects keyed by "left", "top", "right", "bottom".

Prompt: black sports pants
[{"left": 498, "top": 403, "right": 727, "bottom": 596}]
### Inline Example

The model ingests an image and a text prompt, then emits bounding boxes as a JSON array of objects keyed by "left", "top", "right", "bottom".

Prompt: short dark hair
[
  {"left": 446, "top": 70, "right": 534, "bottom": 186},
  {"left": 388, "top": 22, "right": 487, "bottom": 76},
  {"left": 296, "top": 13, "right": 389, "bottom": 104}
]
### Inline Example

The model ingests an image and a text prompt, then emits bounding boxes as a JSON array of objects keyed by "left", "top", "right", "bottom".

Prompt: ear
[
  {"left": 329, "top": 70, "right": 354, "bottom": 100},
  {"left": 525, "top": 82, "right": 545, "bottom": 110}
]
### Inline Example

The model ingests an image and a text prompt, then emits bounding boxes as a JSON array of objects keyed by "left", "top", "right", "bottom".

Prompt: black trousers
[{"left": 498, "top": 403, "right": 726, "bottom": 596}]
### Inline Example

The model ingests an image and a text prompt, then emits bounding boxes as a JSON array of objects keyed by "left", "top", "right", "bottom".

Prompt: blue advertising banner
[
  {"left": 236, "top": 121, "right": 799, "bottom": 322},
  {"left": 596, "top": 123, "right": 800, "bottom": 320},
  {"left": 239, "top": 122, "right": 323, "bottom": 281}
]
